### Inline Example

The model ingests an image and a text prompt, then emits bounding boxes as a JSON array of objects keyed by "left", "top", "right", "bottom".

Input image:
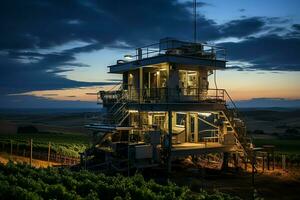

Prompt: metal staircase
[
  {"left": 219, "top": 90, "right": 254, "bottom": 167},
  {"left": 86, "top": 84, "right": 130, "bottom": 132},
  {"left": 101, "top": 86, "right": 129, "bottom": 126}
]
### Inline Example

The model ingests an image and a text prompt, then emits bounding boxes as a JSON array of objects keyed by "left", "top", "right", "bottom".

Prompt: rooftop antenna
[{"left": 193, "top": 0, "right": 197, "bottom": 43}]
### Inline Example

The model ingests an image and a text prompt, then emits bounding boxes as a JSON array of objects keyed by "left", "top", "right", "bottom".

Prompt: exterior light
[
  {"left": 198, "top": 112, "right": 211, "bottom": 117},
  {"left": 129, "top": 110, "right": 138, "bottom": 113},
  {"left": 124, "top": 54, "right": 133, "bottom": 60}
]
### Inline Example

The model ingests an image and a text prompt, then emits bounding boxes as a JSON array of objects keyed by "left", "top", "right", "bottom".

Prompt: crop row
[
  {"left": 0, "top": 162, "right": 240, "bottom": 200},
  {"left": 0, "top": 138, "right": 87, "bottom": 158}
]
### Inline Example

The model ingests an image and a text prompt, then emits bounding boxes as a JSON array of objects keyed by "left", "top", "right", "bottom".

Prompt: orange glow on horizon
[{"left": 13, "top": 86, "right": 300, "bottom": 103}]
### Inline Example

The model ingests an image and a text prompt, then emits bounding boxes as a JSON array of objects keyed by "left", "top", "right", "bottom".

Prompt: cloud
[
  {"left": 293, "top": 24, "right": 300, "bottom": 31},
  {"left": 221, "top": 34, "right": 300, "bottom": 71},
  {"left": 179, "top": 1, "right": 211, "bottom": 8},
  {"left": 220, "top": 17, "right": 266, "bottom": 38},
  {"left": 0, "top": 94, "right": 98, "bottom": 109},
  {"left": 0, "top": 0, "right": 299, "bottom": 105}
]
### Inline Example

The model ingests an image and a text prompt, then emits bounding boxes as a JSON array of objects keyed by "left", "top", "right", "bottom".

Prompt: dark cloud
[
  {"left": 220, "top": 17, "right": 266, "bottom": 38},
  {"left": 0, "top": 0, "right": 276, "bottom": 51},
  {"left": 0, "top": 0, "right": 299, "bottom": 104},
  {"left": 293, "top": 24, "right": 300, "bottom": 31},
  {"left": 179, "top": 1, "right": 211, "bottom": 8},
  {"left": 222, "top": 34, "right": 300, "bottom": 71}
]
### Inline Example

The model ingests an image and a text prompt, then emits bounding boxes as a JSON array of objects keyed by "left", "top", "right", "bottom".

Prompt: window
[
  {"left": 153, "top": 115, "right": 165, "bottom": 129},
  {"left": 179, "top": 70, "right": 199, "bottom": 95},
  {"left": 176, "top": 113, "right": 186, "bottom": 126}
]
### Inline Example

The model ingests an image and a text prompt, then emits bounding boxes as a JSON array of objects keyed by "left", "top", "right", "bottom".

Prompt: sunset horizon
[{"left": 1, "top": 0, "right": 300, "bottom": 108}]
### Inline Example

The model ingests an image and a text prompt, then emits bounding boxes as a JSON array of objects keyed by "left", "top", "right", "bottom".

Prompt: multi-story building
[{"left": 86, "top": 38, "right": 252, "bottom": 172}]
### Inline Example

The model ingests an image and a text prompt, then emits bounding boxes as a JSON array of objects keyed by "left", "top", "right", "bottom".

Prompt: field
[
  {"left": 0, "top": 132, "right": 89, "bottom": 158},
  {"left": 0, "top": 108, "right": 300, "bottom": 199},
  {"left": 0, "top": 109, "right": 92, "bottom": 158},
  {"left": 253, "top": 138, "right": 300, "bottom": 154},
  {"left": 0, "top": 162, "right": 240, "bottom": 200},
  {"left": 241, "top": 108, "right": 300, "bottom": 135}
]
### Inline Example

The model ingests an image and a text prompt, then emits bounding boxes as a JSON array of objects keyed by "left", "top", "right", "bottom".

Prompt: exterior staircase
[
  {"left": 86, "top": 85, "right": 130, "bottom": 131},
  {"left": 219, "top": 90, "right": 254, "bottom": 168},
  {"left": 100, "top": 86, "right": 129, "bottom": 127}
]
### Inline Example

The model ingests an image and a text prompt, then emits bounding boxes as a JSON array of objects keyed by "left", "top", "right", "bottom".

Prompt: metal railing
[
  {"left": 99, "top": 87, "right": 227, "bottom": 104},
  {"left": 117, "top": 39, "right": 226, "bottom": 63}
]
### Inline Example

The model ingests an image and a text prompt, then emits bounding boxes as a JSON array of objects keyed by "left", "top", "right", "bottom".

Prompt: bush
[{"left": 0, "top": 162, "right": 241, "bottom": 200}]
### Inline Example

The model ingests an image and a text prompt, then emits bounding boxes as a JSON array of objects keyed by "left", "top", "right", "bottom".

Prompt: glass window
[
  {"left": 176, "top": 113, "right": 186, "bottom": 126},
  {"left": 179, "top": 70, "right": 199, "bottom": 95}
]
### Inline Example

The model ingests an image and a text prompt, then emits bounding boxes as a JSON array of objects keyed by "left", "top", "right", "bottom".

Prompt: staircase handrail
[
  {"left": 223, "top": 89, "right": 243, "bottom": 119},
  {"left": 222, "top": 90, "right": 254, "bottom": 152}
]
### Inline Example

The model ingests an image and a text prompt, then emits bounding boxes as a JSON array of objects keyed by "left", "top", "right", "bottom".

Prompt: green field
[
  {"left": 253, "top": 138, "right": 300, "bottom": 154},
  {"left": 0, "top": 133, "right": 90, "bottom": 158},
  {"left": 0, "top": 162, "right": 240, "bottom": 200}
]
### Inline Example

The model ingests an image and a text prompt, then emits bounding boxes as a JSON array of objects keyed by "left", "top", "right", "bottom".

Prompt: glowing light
[
  {"left": 124, "top": 54, "right": 133, "bottom": 60},
  {"left": 198, "top": 112, "right": 212, "bottom": 117},
  {"left": 128, "top": 110, "right": 138, "bottom": 113}
]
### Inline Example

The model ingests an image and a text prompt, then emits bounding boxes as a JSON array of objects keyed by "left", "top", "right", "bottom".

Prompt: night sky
[{"left": 1, "top": 0, "right": 300, "bottom": 108}]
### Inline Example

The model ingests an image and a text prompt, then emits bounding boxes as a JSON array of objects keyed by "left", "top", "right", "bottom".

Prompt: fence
[{"left": 0, "top": 139, "right": 80, "bottom": 166}]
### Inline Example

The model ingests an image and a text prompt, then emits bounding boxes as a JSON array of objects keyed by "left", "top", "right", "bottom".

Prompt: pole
[
  {"left": 262, "top": 155, "right": 265, "bottom": 172},
  {"left": 267, "top": 152, "right": 270, "bottom": 170},
  {"left": 272, "top": 151, "right": 275, "bottom": 170},
  {"left": 167, "top": 110, "right": 172, "bottom": 173},
  {"left": 30, "top": 139, "right": 33, "bottom": 167},
  {"left": 252, "top": 151, "right": 256, "bottom": 187},
  {"left": 282, "top": 154, "right": 286, "bottom": 171},
  {"left": 48, "top": 142, "right": 51, "bottom": 166},
  {"left": 10, "top": 140, "right": 13, "bottom": 156},
  {"left": 128, "top": 129, "right": 130, "bottom": 176},
  {"left": 193, "top": 0, "right": 197, "bottom": 43}
]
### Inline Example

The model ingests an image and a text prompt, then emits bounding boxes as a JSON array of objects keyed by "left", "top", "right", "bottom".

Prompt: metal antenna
[{"left": 193, "top": 0, "right": 197, "bottom": 43}]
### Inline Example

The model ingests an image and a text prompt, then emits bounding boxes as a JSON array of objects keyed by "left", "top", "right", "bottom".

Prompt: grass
[{"left": 253, "top": 138, "right": 300, "bottom": 154}]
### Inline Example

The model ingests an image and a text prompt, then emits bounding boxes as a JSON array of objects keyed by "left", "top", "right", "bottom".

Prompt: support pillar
[
  {"left": 167, "top": 110, "right": 172, "bottom": 173},
  {"left": 186, "top": 112, "right": 191, "bottom": 142},
  {"left": 194, "top": 113, "right": 198, "bottom": 142},
  {"left": 139, "top": 68, "right": 143, "bottom": 102},
  {"left": 221, "top": 152, "right": 229, "bottom": 171}
]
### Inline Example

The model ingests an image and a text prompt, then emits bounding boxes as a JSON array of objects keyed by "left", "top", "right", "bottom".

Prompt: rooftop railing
[{"left": 118, "top": 39, "right": 226, "bottom": 63}]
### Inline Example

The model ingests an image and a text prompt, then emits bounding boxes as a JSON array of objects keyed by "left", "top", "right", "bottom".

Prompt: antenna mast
[{"left": 193, "top": 0, "right": 197, "bottom": 43}]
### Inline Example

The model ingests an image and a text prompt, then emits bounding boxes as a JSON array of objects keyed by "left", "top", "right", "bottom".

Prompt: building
[{"left": 85, "top": 38, "right": 253, "bottom": 172}]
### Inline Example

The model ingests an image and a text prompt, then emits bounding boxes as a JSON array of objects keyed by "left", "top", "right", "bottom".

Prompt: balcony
[{"left": 99, "top": 87, "right": 226, "bottom": 105}]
